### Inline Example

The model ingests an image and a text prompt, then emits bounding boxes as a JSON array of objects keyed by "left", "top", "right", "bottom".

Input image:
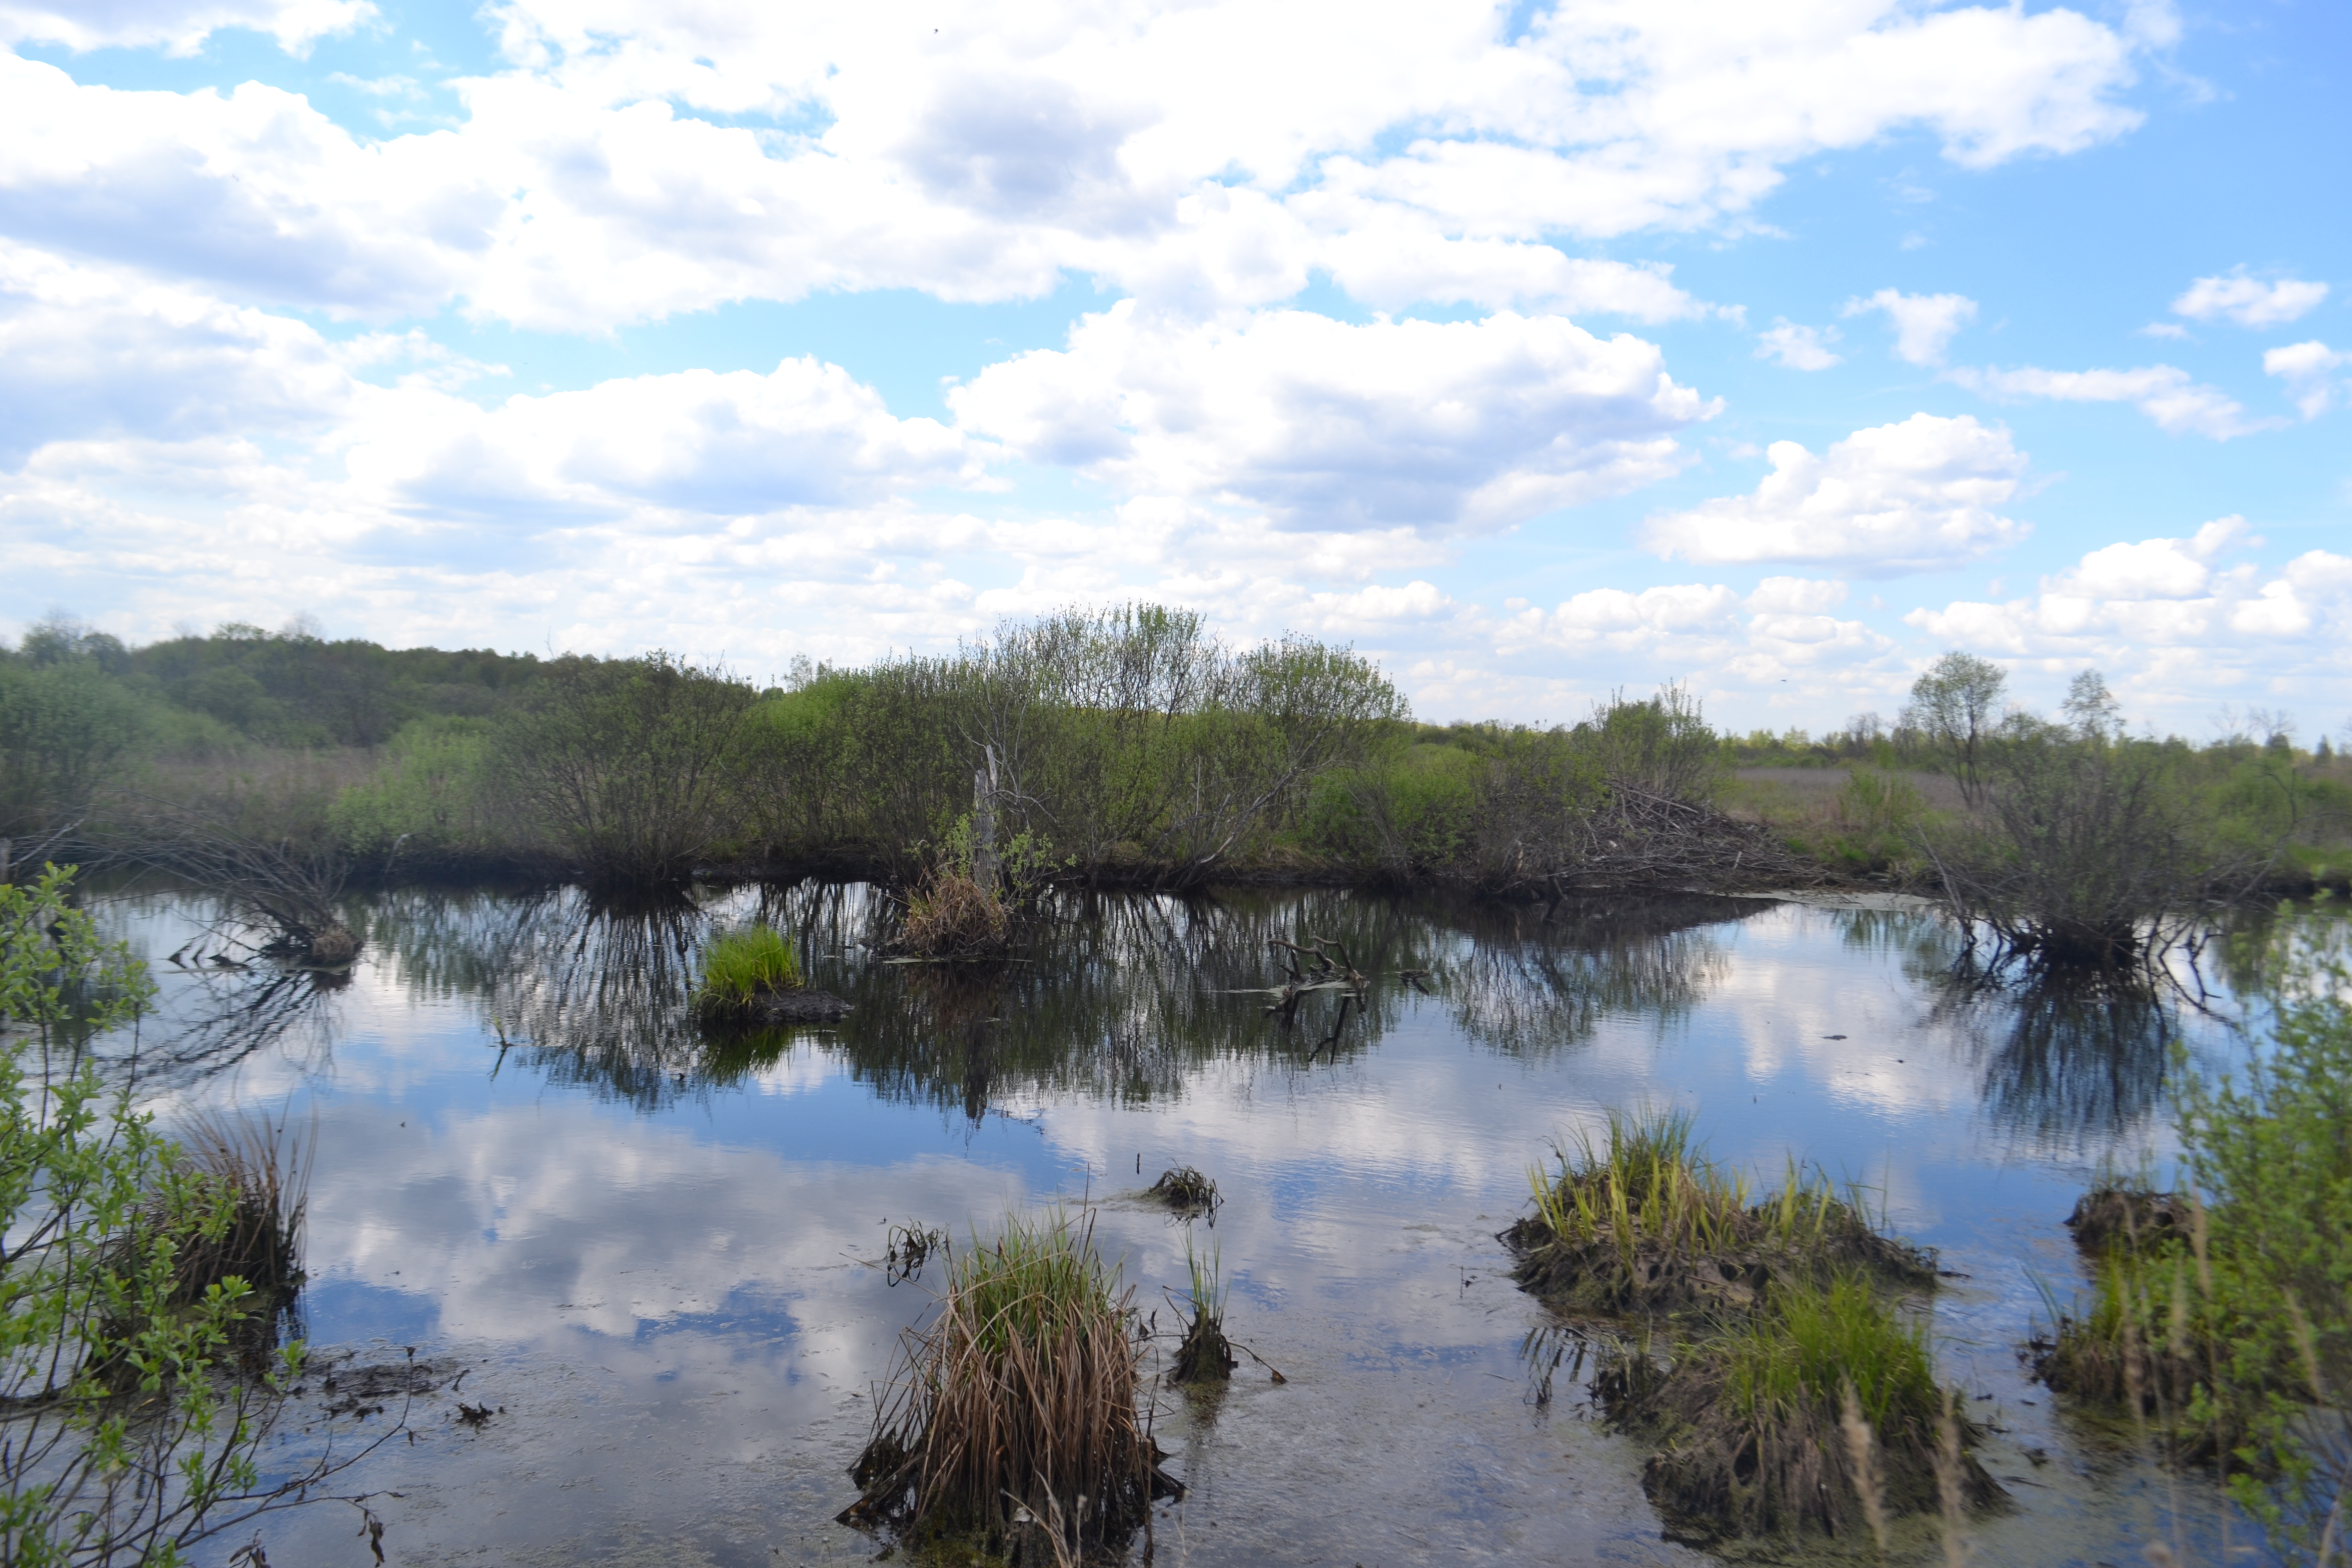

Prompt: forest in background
[{"left": 1, "top": 608, "right": 2346, "bottom": 940}]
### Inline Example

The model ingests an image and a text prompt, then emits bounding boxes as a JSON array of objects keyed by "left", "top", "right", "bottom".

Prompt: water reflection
[
  {"left": 354, "top": 884, "right": 1761, "bottom": 1118},
  {"left": 1933, "top": 967, "right": 2178, "bottom": 1141}
]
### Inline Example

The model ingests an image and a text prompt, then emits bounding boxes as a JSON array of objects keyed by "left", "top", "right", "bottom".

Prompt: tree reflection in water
[{"left": 350, "top": 883, "right": 1761, "bottom": 1118}]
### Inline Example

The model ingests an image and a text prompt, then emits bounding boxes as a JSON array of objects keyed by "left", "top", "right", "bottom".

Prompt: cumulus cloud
[
  {"left": 349, "top": 360, "right": 980, "bottom": 520},
  {"left": 1843, "top": 288, "right": 1978, "bottom": 366},
  {"left": 1640, "top": 413, "right": 2028, "bottom": 573},
  {"left": 2265, "top": 340, "right": 2351, "bottom": 419},
  {"left": 1906, "top": 519, "right": 2352, "bottom": 713},
  {"left": 1950, "top": 363, "right": 2273, "bottom": 439},
  {"left": 0, "top": 0, "right": 371, "bottom": 55},
  {"left": 0, "top": 240, "right": 358, "bottom": 463},
  {"left": 950, "top": 303, "right": 1713, "bottom": 531},
  {"left": 1756, "top": 322, "right": 1842, "bottom": 371},
  {"left": 0, "top": 56, "right": 501, "bottom": 317},
  {"left": 1493, "top": 575, "right": 1896, "bottom": 695},
  {"left": 0, "top": 0, "right": 2155, "bottom": 327},
  {"left": 2172, "top": 268, "right": 2329, "bottom": 329}
]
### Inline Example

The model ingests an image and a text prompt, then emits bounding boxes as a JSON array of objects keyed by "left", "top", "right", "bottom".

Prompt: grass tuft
[
  {"left": 842, "top": 1208, "right": 1180, "bottom": 1558},
  {"left": 1170, "top": 1233, "right": 1234, "bottom": 1386},
  {"left": 1612, "top": 1275, "right": 2005, "bottom": 1546},
  {"left": 898, "top": 871, "right": 1011, "bottom": 960},
  {"left": 690, "top": 926, "right": 802, "bottom": 1020},
  {"left": 109, "top": 1110, "right": 310, "bottom": 1377},
  {"left": 1503, "top": 1107, "right": 1937, "bottom": 1318}
]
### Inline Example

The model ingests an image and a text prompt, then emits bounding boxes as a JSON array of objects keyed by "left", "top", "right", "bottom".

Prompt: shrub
[
  {"left": 329, "top": 716, "right": 494, "bottom": 867},
  {"left": 490, "top": 653, "right": 756, "bottom": 884},
  {"left": 0, "top": 867, "right": 375, "bottom": 1560}
]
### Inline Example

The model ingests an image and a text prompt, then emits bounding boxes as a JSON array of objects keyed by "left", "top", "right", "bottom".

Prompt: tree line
[{"left": 2, "top": 610, "right": 2345, "bottom": 960}]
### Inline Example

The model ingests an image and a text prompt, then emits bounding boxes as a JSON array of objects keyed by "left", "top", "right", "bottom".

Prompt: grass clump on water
[
  {"left": 1502, "top": 1107, "right": 1937, "bottom": 1319},
  {"left": 1146, "top": 1166, "right": 1218, "bottom": 1217},
  {"left": 1169, "top": 1233, "right": 1234, "bottom": 1387},
  {"left": 843, "top": 1208, "right": 1180, "bottom": 1561},
  {"left": 690, "top": 926, "right": 802, "bottom": 1021},
  {"left": 1608, "top": 1274, "right": 2003, "bottom": 1547}
]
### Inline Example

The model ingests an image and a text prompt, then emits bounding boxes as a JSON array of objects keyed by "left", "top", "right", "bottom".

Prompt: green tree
[{"left": 1902, "top": 651, "right": 2007, "bottom": 809}]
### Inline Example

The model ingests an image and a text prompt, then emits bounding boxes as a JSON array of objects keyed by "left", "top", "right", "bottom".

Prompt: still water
[{"left": 88, "top": 884, "right": 2282, "bottom": 1566}]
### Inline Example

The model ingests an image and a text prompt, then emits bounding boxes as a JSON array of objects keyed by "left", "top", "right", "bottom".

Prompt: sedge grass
[
  {"left": 1504, "top": 1107, "right": 1936, "bottom": 1319},
  {"left": 1620, "top": 1274, "right": 2004, "bottom": 1546},
  {"left": 106, "top": 1110, "right": 311, "bottom": 1377},
  {"left": 1170, "top": 1232, "right": 1234, "bottom": 1386},
  {"left": 2030, "top": 1214, "right": 2234, "bottom": 1462},
  {"left": 843, "top": 1208, "right": 1178, "bottom": 1557},
  {"left": 690, "top": 926, "right": 802, "bottom": 1020}
]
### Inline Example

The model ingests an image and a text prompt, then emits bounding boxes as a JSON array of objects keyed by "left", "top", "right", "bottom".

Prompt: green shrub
[
  {"left": 330, "top": 715, "right": 494, "bottom": 864},
  {"left": 0, "top": 867, "right": 366, "bottom": 1558},
  {"left": 0, "top": 658, "right": 147, "bottom": 835}
]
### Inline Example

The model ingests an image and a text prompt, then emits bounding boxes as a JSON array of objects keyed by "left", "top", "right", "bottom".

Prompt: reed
[
  {"left": 689, "top": 925, "right": 801, "bottom": 1020},
  {"left": 1618, "top": 1275, "right": 2004, "bottom": 1546},
  {"left": 1504, "top": 1107, "right": 1935, "bottom": 1318},
  {"left": 897, "top": 869, "right": 1011, "bottom": 960},
  {"left": 843, "top": 1209, "right": 1180, "bottom": 1558},
  {"left": 1170, "top": 1233, "right": 1234, "bottom": 1386}
]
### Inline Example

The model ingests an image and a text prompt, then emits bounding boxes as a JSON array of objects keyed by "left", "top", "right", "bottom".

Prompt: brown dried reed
[
  {"left": 897, "top": 869, "right": 1012, "bottom": 960},
  {"left": 842, "top": 1209, "right": 1180, "bottom": 1559}
]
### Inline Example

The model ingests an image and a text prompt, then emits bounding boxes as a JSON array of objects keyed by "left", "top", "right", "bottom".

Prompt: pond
[{"left": 86, "top": 883, "right": 2284, "bottom": 1566}]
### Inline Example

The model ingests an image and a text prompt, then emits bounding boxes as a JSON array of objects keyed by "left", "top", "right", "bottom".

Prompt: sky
[{"left": 1, "top": 0, "right": 2346, "bottom": 736}]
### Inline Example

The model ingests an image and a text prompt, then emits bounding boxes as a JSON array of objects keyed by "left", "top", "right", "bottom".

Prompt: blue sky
[{"left": 1, "top": 0, "right": 2345, "bottom": 736}]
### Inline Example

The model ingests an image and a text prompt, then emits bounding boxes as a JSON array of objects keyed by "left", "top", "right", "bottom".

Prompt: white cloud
[
  {"left": 0, "top": 239, "right": 358, "bottom": 463},
  {"left": 949, "top": 303, "right": 1713, "bottom": 531},
  {"left": 1842, "top": 288, "right": 1978, "bottom": 366},
  {"left": 1640, "top": 413, "right": 2028, "bottom": 573},
  {"left": 2136, "top": 321, "right": 2190, "bottom": 340},
  {"left": 0, "top": 1, "right": 2155, "bottom": 327},
  {"left": 0, "top": 0, "right": 371, "bottom": 55},
  {"left": 1756, "top": 321, "right": 1842, "bottom": 371},
  {"left": 0, "top": 56, "right": 501, "bottom": 318},
  {"left": 1906, "top": 520, "right": 2352, "bottom": 716},
  {"left": 1951, "top": 362, "right": 2274, "bottom": 439},
  {"left": 349, "top": 360, "right": 981, "bottom": 519},
  {"left": 2264, "top": 340, "right": 2351, "bottom": 419},
  {"left": 2172, "top": 268, "right": 2329, "bottom": 329}
]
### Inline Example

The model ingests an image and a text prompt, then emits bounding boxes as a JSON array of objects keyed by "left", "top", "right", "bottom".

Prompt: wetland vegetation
[{"left": 6, "top": 607, "right": 2352, "bottom": 1564}]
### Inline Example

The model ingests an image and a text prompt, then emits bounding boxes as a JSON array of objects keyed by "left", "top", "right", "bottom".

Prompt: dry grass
[
  {"left": 1503, "top": 1108, "right": 1937, "bottom": 1319},
  {"left": 897, "top": 869, "right": 1012, "bottom": 960},
  {"left": 842, "top": 1209, "right": 1179, "bottom": 1558}
]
